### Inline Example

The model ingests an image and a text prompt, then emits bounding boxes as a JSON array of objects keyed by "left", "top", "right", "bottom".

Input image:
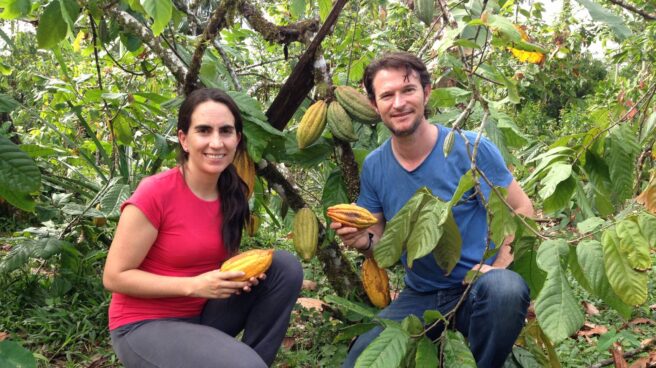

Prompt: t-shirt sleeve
[
  {"left": 476, "top": 137, "right": 513, "bottom": 200},
  {"left": 121, "top": 176, "right": 163, "bottom": 229},
  {"left": 356, "top": 157, "right": 383, "bottom": 214}
]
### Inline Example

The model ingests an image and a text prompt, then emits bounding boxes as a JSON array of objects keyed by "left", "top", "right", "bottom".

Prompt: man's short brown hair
[{"left": 362, "top": 52, "right": 431, "bottom": 101}]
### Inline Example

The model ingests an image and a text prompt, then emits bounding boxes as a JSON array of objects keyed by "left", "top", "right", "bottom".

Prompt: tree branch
[
  {"left": 106, "top": 6, "right": 187, "bottom": 85},
  {"left": 239, "top": 0, "right": 320, "bottom": 45},
  {"left": 265, "top": 0, "right": 349, "bottom": 130},
  {"left": 606, "top": 0, "right": 656, "bottom": 20},
  {"left": 184, "top": 0, "right": 241, "bottom": 95}
]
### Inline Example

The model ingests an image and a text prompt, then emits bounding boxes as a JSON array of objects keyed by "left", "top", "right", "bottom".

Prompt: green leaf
[
  {"left": 432, "top": 211, "right": 462, "bottom": 275},
  {"left": 401, "top": 315, "right": 424, "bottom": 335},
  {"left": 406, "top": 200, "right": 447, "bottom": 268},
  {"left": 542, "top": 176, "right": 576, "bottom": 214},
  {"left": 485, "top": 13, "right": 521, "bottom": 42},
  {"left": 442, "top": 330, "right": 477, "bottom": 367},
  {"left": 574, "top": 0, "right": 631, "bottom": 40},
  {"left": 113, "top": 114, "right": 134, "bottom": 145},
  {"left": 18, "top": 144, "right": 57, "bottom": 158},
  {"left": 415, "top": 337, "right": 438, "bottom": 368},
  {"left": 334, "top": 323, "right": 378, "bottom": 343},
  {"left": 511, "top": 237, "right": 545, "bottom": 299},
  {"left": 290, "top": 0, "right": 306, "bottom": 19},
  {"left": 0, "top": 340, "right": 36, "bottom": 368},
  {"left": 141, "top": 0, "right": 172, "bottom": 36},
  {"left": 615, "top": 219, "right": 651, "bottom": 271},
  {"left": 423, "top": 309, "right": 446, "bottom": 325},
  {"left": 99, "top": 182, "right": 132, "bottom": 219},
  {"left": 318, "top": 0, "right": 331, "bottom": 21},
  {"left": 538, "top": 163, "right": 572, "bottom": 200},
  {"left": 428, "top": 88, "right": 471, "bottom": 109},
  {"left": 601, "top": 227, "right": 647, "bottom": 306},
  {"left": 0, "top": 135, "right": 41, "bottom": 194},
  {"left": 448, "top": 170, "right": 475, "bottom": 208},
  {"left": 0, "top": 0, "right": 31, "bottom": 19},
  {"left": 535, "top": 239, "right": 584, "bottom": 343},
  {"left": 576, "top": 239, "right": 632, "bottom": 319},
  {"left": 355, "top": 327, "right": 410, "bottom": 368},
  {"left": 36, "top": 0, "right": 68, "bottom": 49},
  {"left": 0, "top": 187, "right": 35, "bottom": 212},
  {"left": 637, "top": 213, "right": 656, "bottom": 247},
  {"left": 374, "top": 189, "right": 432, "bottom": 268},
  {"left": 0, "top": 93, "right": 20, "bottom": 113},
  {"left": 59, "top": 0, "right": 80, "bottom": 33},
  {"left": 606, "top": 124, "right": 639, "bottom": 204},
  {"left": 488, "top": 186, "right": 516, "bottom": 248},
  {"left": 322, "top": 169, "right": 350, "bottom": 220},
  {"left": 61, "top": 203, "right": 104, "bottom": 217},
  {"left": 576, "top": 217, "right": 605, "bottom": 234},
  {"left": 0, "top": 238, "right": 70, "bottom": 273},
  {"left": 324, "top": 295, "right": 376, "bottom": 319}
]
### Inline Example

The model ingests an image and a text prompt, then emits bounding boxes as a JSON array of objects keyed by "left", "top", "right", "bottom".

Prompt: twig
[
  {"left": 212, "top": 40, "right": 243, "bottom": 91},
  {"left": 235, "top": 56, "right": 298, "bottom": 72},
  {"left": 588, "top": 339, "right": 656, "bottom": 368},
  {"left": 605, "top": 0, "right": 656, "bottom": 21}
]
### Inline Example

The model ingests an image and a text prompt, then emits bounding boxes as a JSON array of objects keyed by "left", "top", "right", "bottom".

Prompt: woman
[{"left": 103, "top": 88, "right": 303, "bottom": 367}]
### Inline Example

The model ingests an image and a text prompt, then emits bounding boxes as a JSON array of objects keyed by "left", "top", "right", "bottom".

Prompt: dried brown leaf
[{"left": 582, "top": 301, "right": 601, "bottom": 316}]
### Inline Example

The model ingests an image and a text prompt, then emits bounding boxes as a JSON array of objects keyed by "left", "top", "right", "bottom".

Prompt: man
[{"left": 332, "top": 52, "right": 534, "bottom": 368}]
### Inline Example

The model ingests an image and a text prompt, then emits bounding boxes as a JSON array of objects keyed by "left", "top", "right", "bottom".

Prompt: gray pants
[{"left": 110, "top": 250, "right": 303, "bottom": 368}]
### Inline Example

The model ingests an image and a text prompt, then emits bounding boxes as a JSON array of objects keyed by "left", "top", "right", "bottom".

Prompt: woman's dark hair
[
  {"left": 177, "top": 88, "right": 249, "bottom": 256},
  {"left": 362, "top": 51, "right": 431, "bottom": 101}
]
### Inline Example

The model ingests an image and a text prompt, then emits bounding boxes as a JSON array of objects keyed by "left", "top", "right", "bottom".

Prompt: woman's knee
[{"left": 271, "top": 250, "right": 304, "bottom": 288}]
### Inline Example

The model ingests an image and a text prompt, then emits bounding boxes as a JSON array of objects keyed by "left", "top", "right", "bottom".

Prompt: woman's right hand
[{"left": 187, "top": 269, "right": 251, "bottom": 299}]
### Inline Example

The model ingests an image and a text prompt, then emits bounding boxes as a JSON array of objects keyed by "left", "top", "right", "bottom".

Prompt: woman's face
[{"left": 178, "top": 100, "right": 241, "bottom": 178}]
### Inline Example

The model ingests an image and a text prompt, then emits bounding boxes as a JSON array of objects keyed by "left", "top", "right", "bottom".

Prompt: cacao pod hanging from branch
[{"left": 293, "top": 207, "right": 319, "bottom": 261}]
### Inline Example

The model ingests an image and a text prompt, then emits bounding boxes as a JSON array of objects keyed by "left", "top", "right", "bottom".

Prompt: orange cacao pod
[
  {"left": 220, "top": 249, "right": 274, "bottom": 281},
  {"left": 326, "top": 204, "right": 378, "bottom": 229},
  {"left": 233, "top": 151, "right": 256, "bottom": 198},
  {"left": 246, "top": 214, "right": 261, "bottom": 237},
  {"left": 361, "top": 258, "right": 391, "bottom": 308},
  {"left": 293, "top": 208, "right": 318, "bottom": 261}
]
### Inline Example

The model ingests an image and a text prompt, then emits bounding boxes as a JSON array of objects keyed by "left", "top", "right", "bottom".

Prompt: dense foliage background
[{"left": 0, "top": 0, "right": 655, "bottom": 366}]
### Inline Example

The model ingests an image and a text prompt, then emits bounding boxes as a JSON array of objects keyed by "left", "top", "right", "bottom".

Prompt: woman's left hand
[{"left": 240, "top": 273, "right": 266, "bottom": 293}]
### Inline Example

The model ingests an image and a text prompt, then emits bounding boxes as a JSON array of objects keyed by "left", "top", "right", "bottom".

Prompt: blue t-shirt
[{"left": 357, "top": 124, "right": 513, "bottom": 291}]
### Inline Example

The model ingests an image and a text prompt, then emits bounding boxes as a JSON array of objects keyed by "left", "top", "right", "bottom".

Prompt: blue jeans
[{"left": 343, "top": 269, "right": 530, "bottom": 368}]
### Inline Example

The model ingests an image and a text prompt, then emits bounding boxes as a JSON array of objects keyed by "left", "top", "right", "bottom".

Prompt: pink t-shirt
[{"left": 108, "top": 168, "right": 228, "bottom": 330}]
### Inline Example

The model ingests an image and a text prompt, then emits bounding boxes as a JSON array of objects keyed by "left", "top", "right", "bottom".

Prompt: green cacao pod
[
  {"left": 293, "top": 208, "right": 319, "bottom": 261},
  {"left": 334, "top": 86, "right": 379, "bottom": 124},
  {"left": 414, "top": 0, "right": 434, "bottom": 26},
  {"left": 296, "top": 100, "right": 328, "bottom": 149},
  {"left": 443, "top": 129, "right": 455, "bottom": 158},
  {"left": 327, "top": 101, "right": 358, "bottom": 142}
]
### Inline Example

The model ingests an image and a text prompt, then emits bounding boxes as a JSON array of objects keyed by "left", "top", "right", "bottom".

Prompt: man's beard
[{"left": 387, "top": 114, "right": 423, "bottom": 137}]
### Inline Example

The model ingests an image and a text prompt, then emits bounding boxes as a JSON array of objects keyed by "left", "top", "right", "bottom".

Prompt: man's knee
[{"left": 474, "top": 269, "right": 529, "bottom": 306}]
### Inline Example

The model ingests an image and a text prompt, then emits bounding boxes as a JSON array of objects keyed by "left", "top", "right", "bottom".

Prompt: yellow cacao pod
[
  {"left": 327, "top": 101, "right": 358, "bottom": 142},
  {"left": 361, "top": 258, "right": 391, "bottom": 308},
  {"left": 326, "top": 204, "right": 378, "bottom": 229},
  {"left": 246, "top": 214, "right": 261, "bottom": 237},
  {"left": 334, "top": 86, "right": 379, "bottom": 124},
  {"left": 293, "top": 207, "right": 318, "bottom": 261},
  {"left": 296, "top": 100, "right": 328, "bottom": 149},
  {"left": 220, "top": 249, "right": 274, "bottom": 281},
  {"left": 233, "top": 151, "right": 256, "bottom": 198}
]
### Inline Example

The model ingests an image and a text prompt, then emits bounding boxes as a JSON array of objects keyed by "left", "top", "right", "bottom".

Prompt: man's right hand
[{"left": 330, "top": 222, "right": 371, "bottom": 251}]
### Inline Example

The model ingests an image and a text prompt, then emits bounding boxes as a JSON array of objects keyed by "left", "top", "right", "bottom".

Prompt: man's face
[{"left": 370, "top": 68, "right": 430, "bottom": 137}]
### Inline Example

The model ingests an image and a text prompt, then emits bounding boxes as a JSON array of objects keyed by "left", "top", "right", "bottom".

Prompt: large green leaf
[
  {"left": 324, "top": 295, "right": 376, "bottom": 319},
  {"left": 355, "top": 327, "right": 410, "bottom": 368},
  {"left": 59, "top": 0, "right": 80, "bottom": 32},
  {"left": 640, "top": 111, "right": 656, "bottom": 144},
  {"left": 448, "top": 170, "right": 475, "bottom": 208},
  {"left": 511, "top": 237, "right": 545, "bottom": 299},
  {"left": 141, "top": 0, "right": 172, "bottom": 36},
  {"left": 428, "top": 88, "right": 472, "bottom": 109},
  {"left": 321, "top": 169, "right": 350, "bottom": 220},
  {"left": 432, "top": 211, "right": 462, "bottom": 275},
  {"left": 0, "top": 186, "right": 35, "bottom": 212},
  {"left": 601, "top": 227, "right": 648, "bottom": 306},
  {"left": 616, "top": 219, "right": 651, "bottom": 271},
  {"left": 0, "top": 340, "right": 36, "bottom": 368},
  {"left": 538, "top": 163, "right": 572, "bottom": 200},
  {"left": 442, "top": 330, "right": 477, "bottom": 367},
  {"left": 542, "top": 176, "right": 576, "bottom": 214},
  {"left": 576, "top": 239, "right": 632, "bottom": 319},
  {"left": 0, "top": 135, "right": 41, "bottom": 194},
  {"left": 0, "top": 238, "right": 70, "bottom": 273},
  {"left": 406, "top": 200, "right": 447, "bottom": 268},
  {"left": 637, "top": 213, "right": 656, "bottom": 247},
  {"left": 99, "top": 182, "right": 132, "bottom": 219},
  {"left": 375, "top": 189, "right": 432, "bottom": 268},
  {"left": 415, "top": 336, "right": 438, "bottom": 367},
  {"left": 605, "top": 124, "right": 639, "bottom": 204},
  {"left": 0, "top": 0, "right": 31, "bottom": 19},
  {"left": 535, "top": 239, "right": 584, "bottom": 343},
  {"left": 318, "top": 0, "right": 331, "bottom": 21},
  {"left": 36, "top": 0, "right": 68, "bottom": 49},
  {"left": 574, "top": 0, "right": 631, "bottom": 40},
  {"left": 488, "top": 186, "right": 516, "bottom": 247},
  {"left": 0, "top": 93, "right": 20, "bottom": 112}
]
